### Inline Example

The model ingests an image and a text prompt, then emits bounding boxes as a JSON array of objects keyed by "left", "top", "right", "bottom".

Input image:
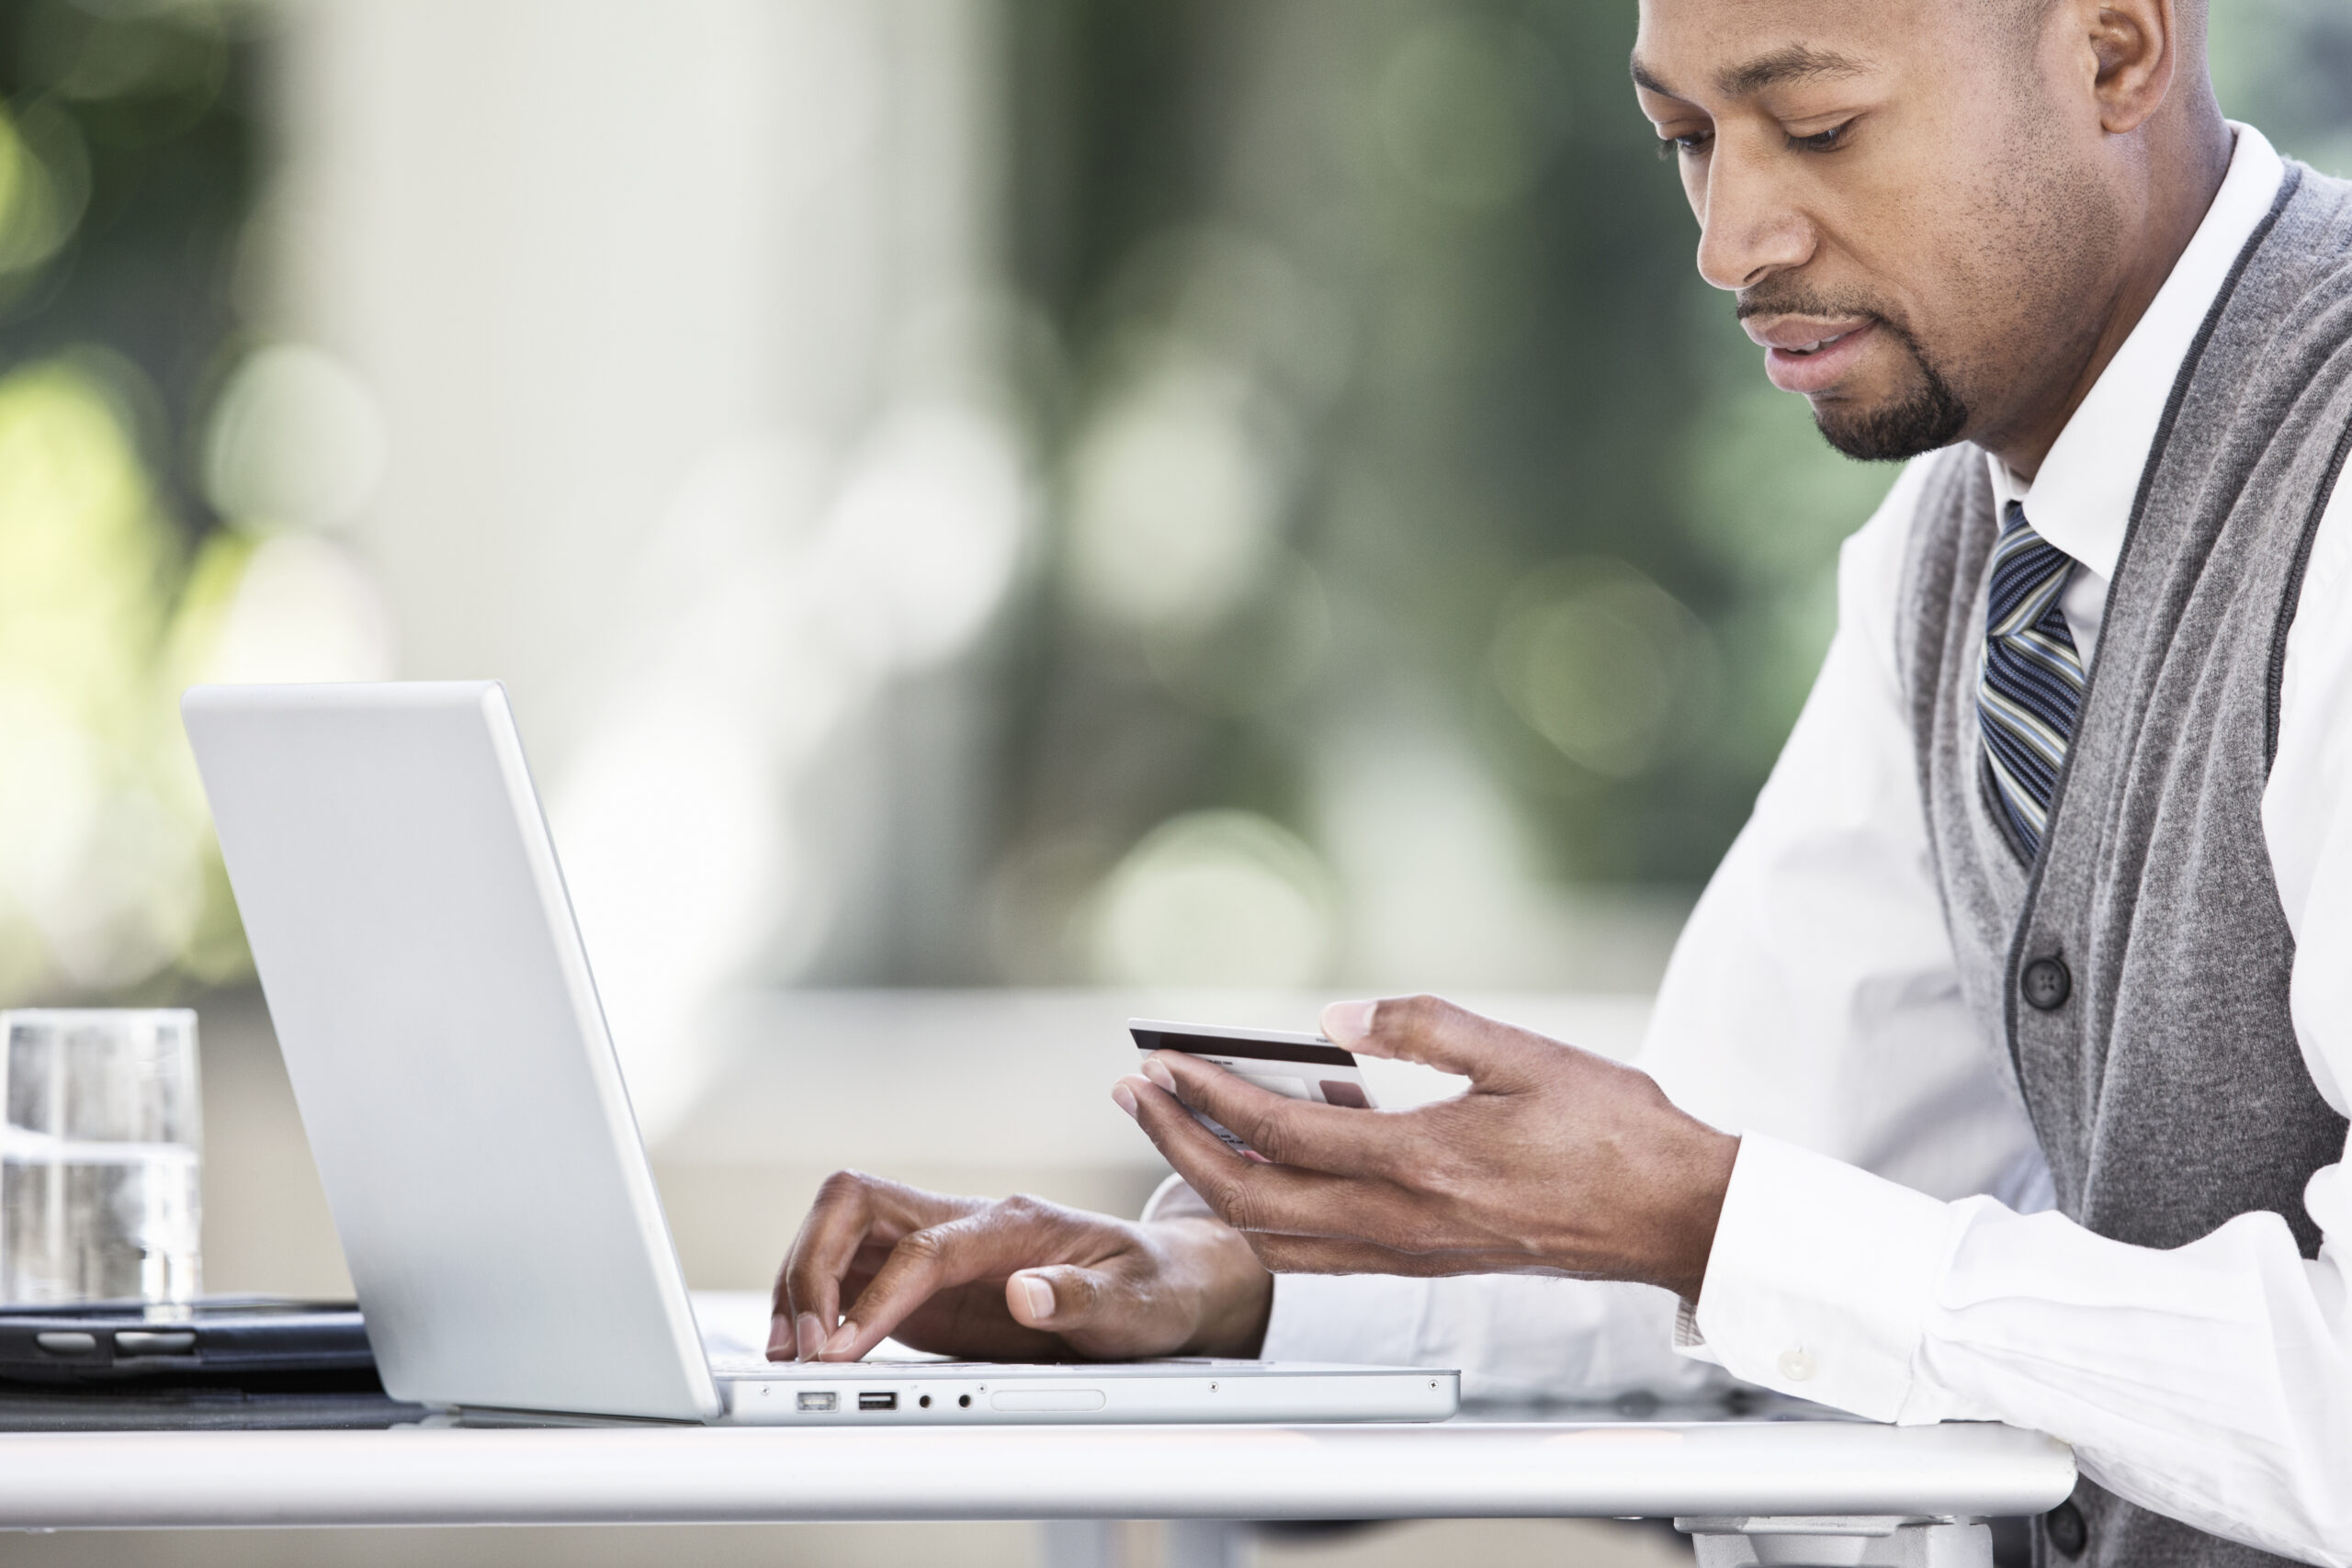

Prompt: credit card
[{"left": 1128, "top": 1019, "right": 1377, "bottom": 1159}]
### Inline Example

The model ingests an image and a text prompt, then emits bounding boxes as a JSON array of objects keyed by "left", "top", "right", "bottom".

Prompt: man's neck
[{"left": 1984, "top": 109, "right": 2236, "bottom": 482}]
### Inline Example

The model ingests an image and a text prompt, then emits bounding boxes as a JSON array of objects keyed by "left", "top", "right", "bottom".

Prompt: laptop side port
[
  {"left": 858, "top": 1391, "right": 898, "bottom": 1411},
  {"left": 797, "top": 1391, "right": 837, "bottom": 1412}
]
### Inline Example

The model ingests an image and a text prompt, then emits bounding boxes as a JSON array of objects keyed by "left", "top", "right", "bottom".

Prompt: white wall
[{"left": 263, "top": 0, "right": 1029, "bottom": 1131}]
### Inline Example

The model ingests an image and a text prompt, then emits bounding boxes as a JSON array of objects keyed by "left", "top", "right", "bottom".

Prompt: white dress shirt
[{"left": 1233, "top": 124, "right": 2352, "bottom": 1565}]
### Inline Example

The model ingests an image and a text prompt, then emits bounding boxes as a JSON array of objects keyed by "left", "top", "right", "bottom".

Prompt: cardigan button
[{"left": 2022, "top": 956, "right": 2072, "bottom": 1011}]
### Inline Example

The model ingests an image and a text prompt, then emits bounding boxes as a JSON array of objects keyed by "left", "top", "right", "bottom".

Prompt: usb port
[
  {"left": 858, "top": 1391, "right": 898, "bottom": 1411},
  {"left": 797, "top": 1391, "right": 837, "bottom": 1412}
]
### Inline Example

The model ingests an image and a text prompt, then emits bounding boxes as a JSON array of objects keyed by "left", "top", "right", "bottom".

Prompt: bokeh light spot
[
  {"left": 201, "top": 343, "right": 389, "bottom": 534},
  {"left": 1490, "top": 558, "right": 1718, "bottom": 780},
  {"left": 1140, "top": 547, "right": 1331, "bottom": 716},
  {"left": 807, "top": 402, "right": 1030, "bottom": 673},
  {"left": 182, "top": 534, "right": 396, "bottom": 686},
  {"left": 1090, "top": 810, "right": 1336, "bottom": 987},
  {"left": 0, "top": 102, "right": 88, "bottom": 281},
  {"left": 1065, "top": 358, "right": 1289, "bottom": 629}
]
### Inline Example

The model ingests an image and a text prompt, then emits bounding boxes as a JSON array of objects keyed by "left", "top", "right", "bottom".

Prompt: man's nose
[{"left": 1693, "top": 145, "right": 1815, "bottom": 292}]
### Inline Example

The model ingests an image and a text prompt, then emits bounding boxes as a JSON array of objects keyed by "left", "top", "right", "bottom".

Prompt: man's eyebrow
[
  {"left": 1628, "top": 56, "right": 1683, "bottom": 100},
  {"left": 1713, "top": 44, "right": 1869, "bottom": 97}
]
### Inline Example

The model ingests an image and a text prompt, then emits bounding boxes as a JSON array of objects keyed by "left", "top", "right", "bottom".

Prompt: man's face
[{"left": 1633, "top": 0, "right": 2124, "bottom": 461}]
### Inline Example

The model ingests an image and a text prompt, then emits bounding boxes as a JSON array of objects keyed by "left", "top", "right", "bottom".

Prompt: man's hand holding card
[
  {"left": 1116, "top": 995, "right": 1736, "bottom": 1300},
  {"left": 1127, "top": 1021, "right": 1375, "bottom": 1160}
]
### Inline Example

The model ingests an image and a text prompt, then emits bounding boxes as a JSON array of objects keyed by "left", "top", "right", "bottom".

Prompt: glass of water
[{"left": 0, "top": 1010, "right": 201, "bottom": 1309}]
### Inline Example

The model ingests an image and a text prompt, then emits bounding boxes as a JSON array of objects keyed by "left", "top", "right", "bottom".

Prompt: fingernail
[
  {"left": 766, "top": 1316, "right": 793, "bottom": 1359},
  {"left": 1140, "top": 1055, "right": 1176, "bottom": 1092},
  {"left": 1014, "top": 1272, "right": 1055, "bottom": 1322},
  {"left": 797, "top": 1313, "right": 825, "bottom": 1361},
  {"left": 823, "top": 1320, "right": 859, "bottom": 1358},
  {"left": 1321, "top": 998, "right": 1377, "bottom": 1045},
  {"left": 1112, "top": 1081, "right": 1138, "bottom": 1118}
]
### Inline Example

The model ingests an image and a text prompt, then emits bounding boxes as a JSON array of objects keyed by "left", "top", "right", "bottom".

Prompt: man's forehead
[{"left": 1634, "top": 0, "right": 1936, "bottom": 100}]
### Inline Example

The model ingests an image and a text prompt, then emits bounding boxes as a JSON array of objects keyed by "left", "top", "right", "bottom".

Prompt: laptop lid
[{"left": 183, "top": 681, "right": 721, "bottom": 1421}]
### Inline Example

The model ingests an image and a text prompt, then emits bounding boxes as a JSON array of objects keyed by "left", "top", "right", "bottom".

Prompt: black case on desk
[{"left": 0, "top": 1297, "right": 375, "bottom": 1386}]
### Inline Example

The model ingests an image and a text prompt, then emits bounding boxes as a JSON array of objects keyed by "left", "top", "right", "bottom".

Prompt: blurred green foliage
[
  {"left": 0, "top": 0, "right": 256, "bottom": 999},
  {"left": 0, "top": 0, "right": 2344, "bottom": 996},
  {"left": 994, "top": 0, "right": 2352, "bottom": 931},
  {"left": 0, "top": 0, "right": 253, "bottom": 518},
  {"left": 2211, "top": 0, "right": 2352, "bottom": 176},
  {"left": 999, "top": 0, "right": 1893, "bottom": 904}
]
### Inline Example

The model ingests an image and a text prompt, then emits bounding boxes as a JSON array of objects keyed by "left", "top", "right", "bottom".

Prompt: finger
[
  {"left": 827, "top": 1212, "right": 1059, "bottom": 1362},
  {"left": 775, "top": 1172, "right": 875, "bottom": 1359},
  {"left": 1118, "top": 1072, "right": 1259, "bottom": 1195},
  {"left": 1320, "top": 994, "right": 1558, "bottom": 1091},
  {"left": 1125, "top": 1078, "right": 1428, "bottom": 1242},
  {"left": 1003, "top": 1263, "right": 1135, "bottom": 1342},
  {"left": 1007, "top": 1245, "right": 1226, "bottom": 1361},
  {"left": 779, "top": 1174, "right": 972, "bottom": 1360},
  {"left": 1141, "top": 1051, "right": 1390, "bottom": 1177}
]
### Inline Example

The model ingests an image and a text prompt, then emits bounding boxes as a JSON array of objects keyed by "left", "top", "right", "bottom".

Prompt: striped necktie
[{"left": 1978, "top": 502, "right": 2086, "bottom": 860}]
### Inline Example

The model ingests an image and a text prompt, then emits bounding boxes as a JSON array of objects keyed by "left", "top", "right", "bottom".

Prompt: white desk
[{"left": 0, "top": 1414, "right": 2072, "bottom": 1568}]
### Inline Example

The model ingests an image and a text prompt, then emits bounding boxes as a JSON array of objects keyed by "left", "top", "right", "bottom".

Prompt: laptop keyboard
[{"left": 710, "top": 1353, "right": 994, "bottom": 1377}]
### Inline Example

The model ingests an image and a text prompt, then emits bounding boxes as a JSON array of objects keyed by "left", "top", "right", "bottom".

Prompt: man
[{"left": 770, "top": 0, "right": 2352, "bottom": 1562}]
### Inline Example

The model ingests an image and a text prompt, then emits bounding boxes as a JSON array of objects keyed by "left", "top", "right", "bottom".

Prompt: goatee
[{"left": 1811, "top": 320, "right": 1970, "bottom": 461}]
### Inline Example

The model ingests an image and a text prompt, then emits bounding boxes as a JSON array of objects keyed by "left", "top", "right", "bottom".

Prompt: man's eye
[
  {"left": 1657, "top": 131, "right": 1713, "bottom": 160},
  {"left": 1785, "top": 121, "right": 1854, "bottom": 153}
]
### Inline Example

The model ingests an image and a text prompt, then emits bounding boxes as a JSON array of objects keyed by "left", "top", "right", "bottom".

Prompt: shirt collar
[{"left": 1989, "top": 122, "right": 2287, "bottom": 581}]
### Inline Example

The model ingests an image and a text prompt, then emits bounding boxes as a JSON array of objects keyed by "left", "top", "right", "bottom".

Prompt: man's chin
[{"left": 1810, "top": 379, "right": 1971, "bottom": 463}]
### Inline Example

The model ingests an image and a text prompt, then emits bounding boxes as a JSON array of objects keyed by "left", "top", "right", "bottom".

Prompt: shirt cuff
[
  {"left": 1138, "top": 1176, "right": 1435, "bottom": 1366},
  {"left": 1685, "top": 1132, "right": 1963, "bottom": 1423},
  {"left": 1260, "top": 1271, "right": 1434, "bottom": 1366},
  {"left": 1139, "top": 1173, "right": 1213, "bottom": 1224}
]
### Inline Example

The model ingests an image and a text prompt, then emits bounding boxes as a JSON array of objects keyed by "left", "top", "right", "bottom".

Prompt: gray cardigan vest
[{"left": 1894, "top": 163, "right": 2352, "bottom": 1568}]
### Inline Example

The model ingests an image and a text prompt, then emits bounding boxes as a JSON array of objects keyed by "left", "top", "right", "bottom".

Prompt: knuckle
[
  {"left": 1206, "top": 1177, "right": 1258, "bottom": 1233},
  {"left": 1242, "top": 1111, "right": 1295, "bottom": 1167},
  {"left": 815, "top": 1168, "right": 870, "bottom": 1203},
  {"left": 993, "top": 1192, "right": 1052, "bottom": 1227},
  {"left": 895, "top": 1225, "right": 951, "bottom": 1265}
]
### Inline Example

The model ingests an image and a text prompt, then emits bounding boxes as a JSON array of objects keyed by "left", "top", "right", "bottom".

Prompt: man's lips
[{"left": 1741, "top": 316, "right": 1881, "bottom": 395}]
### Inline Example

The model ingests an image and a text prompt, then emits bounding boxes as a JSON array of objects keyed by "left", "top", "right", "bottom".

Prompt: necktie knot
[{"left": 1978, "top": 503, "right": 2085, "bottom": 859}]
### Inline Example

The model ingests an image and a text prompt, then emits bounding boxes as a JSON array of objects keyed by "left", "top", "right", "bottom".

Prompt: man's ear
[{"left": 2080, "top": 0, "right": 2180, "bottom": 135}]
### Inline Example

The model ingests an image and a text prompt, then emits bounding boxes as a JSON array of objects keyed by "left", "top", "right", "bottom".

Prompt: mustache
[{"left": 1734, "top": 288, "right": 1892, "bottom": 323}]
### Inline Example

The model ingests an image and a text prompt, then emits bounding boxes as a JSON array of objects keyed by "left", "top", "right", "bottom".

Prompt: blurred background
[{"left": 0, "top": 0, "right": 2345, "bottom": 1563}]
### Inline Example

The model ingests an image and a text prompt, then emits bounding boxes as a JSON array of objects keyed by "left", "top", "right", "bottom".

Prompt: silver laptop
[{"left": 183, "top": 681, "right": 1458, "bottom": 1426}]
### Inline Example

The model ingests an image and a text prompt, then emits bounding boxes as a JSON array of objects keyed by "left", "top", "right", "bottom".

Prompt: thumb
[
  {"left": 1321, "top": 993, "right": 1549, "bottom": 1089},
  {"left": 1007, "top": 1262, "right": 1184, "bottom": 1358},
  {"left": 1005, "top": 1264, "right": 1112, "bottom": 1332}
]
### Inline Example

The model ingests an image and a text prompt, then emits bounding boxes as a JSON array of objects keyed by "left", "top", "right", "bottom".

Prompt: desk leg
[
  {"left": 1038, "top": 1519, "right": 1126, "bottom": 1568},
  {"left": 1033, "top": 1519, "right": 1250, "bottom": 1568},
  {"left": 1675, "top": 1515, "right": 1991, "bottom": 1568},
  {"left": 1163, "top": 1518, "right": 1250, "bottom": 1568}
]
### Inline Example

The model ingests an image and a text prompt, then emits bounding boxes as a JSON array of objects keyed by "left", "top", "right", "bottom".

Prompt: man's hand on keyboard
[{"left": 769, "top": 1172, "right": 1272, "bottom": 1364}]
